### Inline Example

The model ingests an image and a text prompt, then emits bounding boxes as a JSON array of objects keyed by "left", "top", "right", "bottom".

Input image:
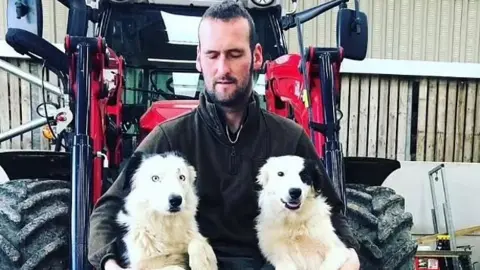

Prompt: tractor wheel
[
  {"left": 345, "top": 183, "right": 418, "bottom": 270},
  {"left": 0, "top": 179, "right": 70, "bottom": 270}
]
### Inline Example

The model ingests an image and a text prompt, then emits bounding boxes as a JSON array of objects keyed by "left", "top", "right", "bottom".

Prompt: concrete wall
[{"left": 383, "top": 161, "right": 480, "bottom": 264}]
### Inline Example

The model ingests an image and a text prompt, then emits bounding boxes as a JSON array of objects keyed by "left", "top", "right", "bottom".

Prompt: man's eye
[{"left": 206, "top": 53, "right": 218, "bottom": 59}]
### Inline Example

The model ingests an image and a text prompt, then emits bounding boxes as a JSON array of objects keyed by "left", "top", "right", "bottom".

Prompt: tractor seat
[{"left": 5, "top": 28, "right": 68, "bottom": 75}]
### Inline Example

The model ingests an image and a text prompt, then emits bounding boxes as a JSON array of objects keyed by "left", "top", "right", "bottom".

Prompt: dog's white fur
[
  {"left": 255, "top": 155, "right": 350, "bottom": 270},
  {"left": 116, "top": 152, "right": 218, "bottom": 270}
]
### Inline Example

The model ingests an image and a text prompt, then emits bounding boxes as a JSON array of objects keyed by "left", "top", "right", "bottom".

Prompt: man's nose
[{"left": 216, "top": 57, "right": 232, "bottom": 75}]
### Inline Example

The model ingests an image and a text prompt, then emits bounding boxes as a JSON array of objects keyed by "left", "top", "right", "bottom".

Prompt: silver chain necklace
[{"left": 226, "top": 124, "right": 243, "bottom": 144}]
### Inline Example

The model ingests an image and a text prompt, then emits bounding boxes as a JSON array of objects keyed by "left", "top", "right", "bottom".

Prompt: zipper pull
[{"left": 230, "top": 147, "right": 238, "bottom": 175}]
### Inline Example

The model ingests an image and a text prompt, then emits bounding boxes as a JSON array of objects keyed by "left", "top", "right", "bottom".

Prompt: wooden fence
[
  {"left": 0, "top": 58, "right": 62, "bottom": 150},
  {"left": 2, "top": 57, "right": 480, "bottom": 163},
  {"left": 339, "top": 73, "right": 480, "bottom": 163}
]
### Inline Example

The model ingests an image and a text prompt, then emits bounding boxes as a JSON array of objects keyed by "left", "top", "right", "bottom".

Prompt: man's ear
[
  {"left": 253, "top": 43, "right": 263, "bottom": 71},
  {"left": 196, "top": 45, "right": 202, "bottom": 72}
]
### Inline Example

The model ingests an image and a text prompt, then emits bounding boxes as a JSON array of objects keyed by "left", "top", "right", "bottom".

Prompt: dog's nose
[
  {"left": 169, "top": 194, "right": 183, "bottom": 207},
  {"left": 289, "top": 188, "right": 302, "bottom": 199}
]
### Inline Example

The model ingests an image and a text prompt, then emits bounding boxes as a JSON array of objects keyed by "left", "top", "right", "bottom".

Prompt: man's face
[{"left": 196, "top": 17, "right": 263, "bottom": 108}]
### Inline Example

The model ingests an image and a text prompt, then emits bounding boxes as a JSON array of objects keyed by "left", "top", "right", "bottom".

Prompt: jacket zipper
[{"left": 229, "top": 146, "right": 238, "bottom": 175}]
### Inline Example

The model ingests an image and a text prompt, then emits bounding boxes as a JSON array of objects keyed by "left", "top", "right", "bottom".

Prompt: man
[{"left": 88, "top": 1, "right": 361, "bottom": 269}]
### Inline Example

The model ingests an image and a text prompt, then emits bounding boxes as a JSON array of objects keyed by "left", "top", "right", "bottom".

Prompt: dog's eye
[
  {"left": 179, "top": 175, "right": 185, "bottom": 181},
  {"left": 151, "top": 175, "right": 160, "bottom": 182},
  {"left": 278, "top": 171, "right": 284, "bottom": 177}
]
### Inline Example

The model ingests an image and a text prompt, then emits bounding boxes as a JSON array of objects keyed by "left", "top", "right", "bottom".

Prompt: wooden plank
[
  {"left": 463, "top": 80, "right": 476, "bottom": 162},
  {"left": 357, "top": 75, "right": 370, "bottom": 157},
  {"left": 415, "top": 79, "right": 428, "bottom": 161},
  {"left": 435, "top": 79, "right": 448, "bottom": 161},
  {"left": 425, "top": 78, "right": 438, "bottom": 161},
  {"left": 367, "top": 76, "right": 379, "bottom": 157},
  {"left": 347, "top": 76, "right": 360, "bottom": 156},
  {"left": 339, "top": 75, "right": 350, "bottom": 157},
  {"left": 454, "top": 81, "right": 467, "bottom": 162},
  {"left": 473, "top": 81, "right": 480, "bottom": 163},
  {"left": 8, "top": 59, "right": 22, "bottom": 149},
  {"left": 0, "top": 59, "right": 10, "bottom": 149},
  {"left": 29, "top": 63, "right": 50, "bottom": 150},
  {"left": 19, "top": 61, "right": 33, "bottom": 150},
  {"left": 376, "top": 77, "right": 389, "bottom": 158},
  {"left": 444, "top": 80, "right": 457, "bottom": 162},
  {"left": 387, "top": 78, "right": 399, "bottom": 159},
  {"left": 396, "top": 79, "right": 410, "bottom": 160}
]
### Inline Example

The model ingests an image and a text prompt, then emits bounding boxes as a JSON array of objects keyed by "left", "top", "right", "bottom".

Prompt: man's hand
[
  {"left": 104, "top": 259, "right": 131, "bottom": 270},
  {"left": 339, "top": 248, "right": 360, "bottom": 270}
]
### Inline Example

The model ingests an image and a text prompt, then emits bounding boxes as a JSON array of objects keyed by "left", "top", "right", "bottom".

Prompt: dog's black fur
[{"left": 299, "top": 158, "right": 328, "bottom": 197}]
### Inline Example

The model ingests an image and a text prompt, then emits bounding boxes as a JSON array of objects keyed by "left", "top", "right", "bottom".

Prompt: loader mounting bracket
[
  {"left": 343, "top": 157, "right": 400, "bottom": 187},
  {"left": 0, "top": 150, "right": 70, "bottom": 181}
]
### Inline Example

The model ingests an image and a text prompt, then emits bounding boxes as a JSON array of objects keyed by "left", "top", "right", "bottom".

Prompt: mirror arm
[
  {"left": 281, "top": 0, "right": 348, "bottom": 31},
  {"left": 353, "top": 0, "right": 362, "bottom": 33}
]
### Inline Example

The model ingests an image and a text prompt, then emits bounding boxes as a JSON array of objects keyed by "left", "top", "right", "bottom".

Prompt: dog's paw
[
  {"left": 318, "top": 247, "right": 351, "bottom": 270},
  {"left": 158, "top": 266, "right": 186, "bottom": 270},
  {"left": 188, "top": 238, "right": 218, "bottom": 270}
]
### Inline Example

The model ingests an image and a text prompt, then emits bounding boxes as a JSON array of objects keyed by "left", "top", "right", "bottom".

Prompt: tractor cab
[{"left": 96, "top": 0, "right": 288, "bottom": 136}]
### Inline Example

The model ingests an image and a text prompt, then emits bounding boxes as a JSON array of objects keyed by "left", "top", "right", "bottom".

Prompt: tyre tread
[
  {"left": 346, "top": 183, "right": 417, "bottom": 270},
  {"left": 0, "top": 179, "right": 70, "bottom": 270}
]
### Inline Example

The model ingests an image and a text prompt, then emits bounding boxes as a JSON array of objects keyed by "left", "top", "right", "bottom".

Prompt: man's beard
[{"left": 203, "top": 64, "right": 254, "bottom": 109}]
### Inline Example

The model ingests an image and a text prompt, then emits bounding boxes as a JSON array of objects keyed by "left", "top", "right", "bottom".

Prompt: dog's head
[
  {"left": 256, "top": 155, "right": 325, "bottom": 213},
  {"left": 124, "top": 151, "right": 198, "bottom": 215}
]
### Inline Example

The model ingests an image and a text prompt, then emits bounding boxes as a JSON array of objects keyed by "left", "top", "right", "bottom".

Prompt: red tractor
[{"left": 0, "top": 0, "right": 417, "bottom": 269}]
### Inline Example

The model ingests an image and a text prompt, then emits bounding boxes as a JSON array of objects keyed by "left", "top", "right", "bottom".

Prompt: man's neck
[{"left": 223, "top": 109, "right": 246, "bottom": 133}]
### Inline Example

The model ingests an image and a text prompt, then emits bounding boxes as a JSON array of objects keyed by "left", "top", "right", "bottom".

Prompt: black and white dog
[
  {"left": 114, "top": 151, "right": 217, "bottom": 270},
  {"left": 255, "top": 155, "right": 350, "bottom": 270}
]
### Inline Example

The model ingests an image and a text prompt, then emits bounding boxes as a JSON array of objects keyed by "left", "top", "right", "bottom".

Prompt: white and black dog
[
  {"left": 255, "top": 155, "right": 350, "bottom": 270},
  {"left": 114, "top": 151, "right": 218, "bottom": 270}
]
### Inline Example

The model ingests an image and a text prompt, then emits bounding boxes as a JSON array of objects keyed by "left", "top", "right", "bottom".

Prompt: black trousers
[
  {"left": 216, "top": 256, "right": 274, "bottom": 270},
  {"left": 186, "top": 256, "right": 274, "bottom": 270}
]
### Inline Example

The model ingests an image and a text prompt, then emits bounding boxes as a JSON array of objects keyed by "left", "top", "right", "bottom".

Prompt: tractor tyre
[
  {"left": 0, "top": 179, "right": 70, "bottom": 270},
  {"left": 345, "top": 183, "right": 418, "bottom": 270}
]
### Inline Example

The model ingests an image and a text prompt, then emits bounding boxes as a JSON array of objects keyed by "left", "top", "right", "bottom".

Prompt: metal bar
[
  {"left": 0, "top": 58, "right": 62, "bottom": 96},
  {"left": 0, "top": 117, "right": 49, "bottom": 143},
  {"left": 70, "top": 41, "right": 93, "bottom": 270},
  {"left": 440, "top": 167, "right": 457, "bottom": 252},
  {"left": 428, "top": 164, "right": 461, "bottom": 270},
  {"left": 428, "top": 171, "right": 441, "bottom": 234},
  {"left": 428, "top": 163, "right": 444, "bottom": 175}
]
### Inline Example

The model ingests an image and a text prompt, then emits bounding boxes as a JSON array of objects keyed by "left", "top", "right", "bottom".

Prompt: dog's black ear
[
  {"left": 302, "top": 158, "right": 328, "bottom": 197},
  {"left": 123, "top": 151, "right": 145, "bottom": 191}
]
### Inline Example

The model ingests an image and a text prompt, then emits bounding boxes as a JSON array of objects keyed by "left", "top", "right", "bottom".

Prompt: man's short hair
[{"left": 199, "top": 0, "right": 258, "bottom": 50}]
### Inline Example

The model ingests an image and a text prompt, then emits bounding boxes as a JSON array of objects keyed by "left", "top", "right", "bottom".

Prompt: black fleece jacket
[{"left": 87, "top": 92, "right": 359, "bottom": 269}]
